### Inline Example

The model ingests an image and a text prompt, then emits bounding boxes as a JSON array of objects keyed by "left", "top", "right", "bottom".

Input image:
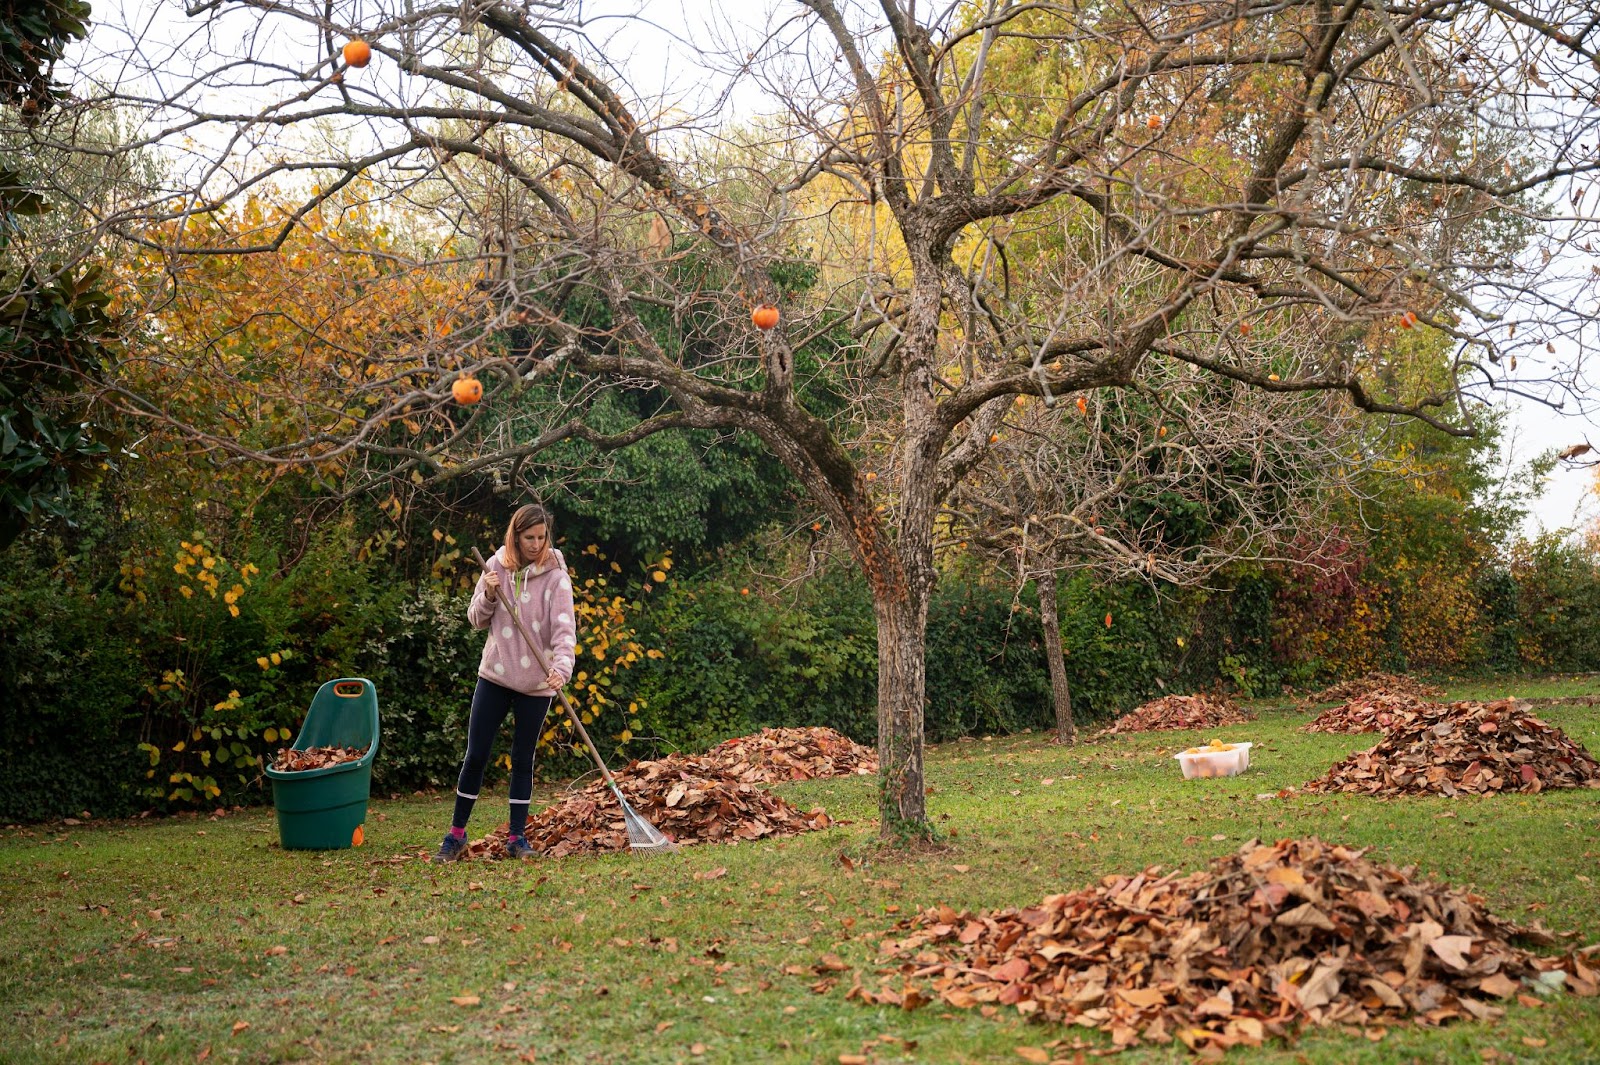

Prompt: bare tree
[
  {"left": 952, "top": 370, "right": 1359, "bottom": 742},
  {"left": 46, "top": 0, "right": 1600, "bottom": 835}
]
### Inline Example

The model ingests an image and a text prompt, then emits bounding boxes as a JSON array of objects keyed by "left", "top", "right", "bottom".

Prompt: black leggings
[{"left": 452, "top": 678, "right": 553, "bottom": 834}]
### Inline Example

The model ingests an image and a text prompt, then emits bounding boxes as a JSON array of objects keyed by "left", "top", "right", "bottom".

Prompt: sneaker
[
  {"left": 506, "top": 835, "right": 535, "bottom": 860},
  {"left": 435, "top": 832, "right": 468, "bottom": 862}
]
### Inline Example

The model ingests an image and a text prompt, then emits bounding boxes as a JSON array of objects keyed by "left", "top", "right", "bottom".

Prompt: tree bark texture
[
  {"left": 872, "top": 583, "right": 930, "bottom": 835},
  {"left": 1036, "top": 567, "right": 1075, "bottom": 745}
]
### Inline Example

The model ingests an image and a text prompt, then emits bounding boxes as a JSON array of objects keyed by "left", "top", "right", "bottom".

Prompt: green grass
[{"left": 5, "top": 677, "right": 1600, "bottom": 1063}]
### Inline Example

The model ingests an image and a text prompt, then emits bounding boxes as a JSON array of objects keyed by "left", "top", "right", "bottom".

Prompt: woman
[{"left": 435, "top": 504, "right": 577, "bottom": 861}]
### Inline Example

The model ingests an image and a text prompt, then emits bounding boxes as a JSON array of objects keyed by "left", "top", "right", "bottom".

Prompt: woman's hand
[
  {"left": 482, "top": 570, "right": 501, "bottom": 597},
  {"left": 545, "top": 670, "right": 563, "bottom": 691}
]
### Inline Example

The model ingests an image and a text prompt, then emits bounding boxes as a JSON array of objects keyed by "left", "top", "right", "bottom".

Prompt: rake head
[{"left": 613, "top": 788, "right": 678, "bottom": 855}]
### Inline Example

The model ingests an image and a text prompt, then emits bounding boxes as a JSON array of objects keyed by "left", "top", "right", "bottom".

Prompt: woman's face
[{"left": 517, "top": 523, "right": 550, "bottom": 566}]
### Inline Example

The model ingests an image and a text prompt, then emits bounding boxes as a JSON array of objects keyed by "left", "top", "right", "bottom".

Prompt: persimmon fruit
[
  {"left": 751, "top": 304, "right": 780, "bottom": 330},
  {"left": 343, "top": 40, "right": 372, "bottom": 67},
  {"left": 452, "top": 377, "right": 483, "bottom": 405}
]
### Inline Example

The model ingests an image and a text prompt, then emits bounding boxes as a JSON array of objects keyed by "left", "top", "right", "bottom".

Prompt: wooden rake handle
[{"left": 471, "top": 547, "right": 619, "bottom": 791}]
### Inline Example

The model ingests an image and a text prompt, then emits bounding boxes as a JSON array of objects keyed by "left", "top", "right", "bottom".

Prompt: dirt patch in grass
[{"left": 859, "top": 836, "right": 1595, "bottom": 1056}]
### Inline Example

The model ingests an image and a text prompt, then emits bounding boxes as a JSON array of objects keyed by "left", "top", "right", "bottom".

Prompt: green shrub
[{"left": 0, "top": 557, "right": 143, "bottom": 820}]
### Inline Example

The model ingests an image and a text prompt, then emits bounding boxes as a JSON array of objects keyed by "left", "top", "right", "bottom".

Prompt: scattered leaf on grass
[
  {"left": 450, "top": 995, "right": 481, "bottom": 1007},
  {"left": 230, "top": 1021, "right": 249, "bottom": 1036},
  {"left": 1015, "top": 1049, "right": 1051, "bottom": 1063}
]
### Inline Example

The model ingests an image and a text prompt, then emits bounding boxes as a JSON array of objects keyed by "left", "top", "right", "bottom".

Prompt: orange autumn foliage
[{"left": 117, "top": 191, "right": 492, "bottom": 490}]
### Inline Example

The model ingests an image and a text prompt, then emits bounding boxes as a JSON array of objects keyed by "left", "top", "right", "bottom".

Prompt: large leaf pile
[
  {"left": 695, "top": 726, "right": 877, "bottom": 783},
  {"left": 270, "top": 745, "right": 363, "bottom": 772},
  {"left": 1300, "top": 699, "right": 1600, "bottom": 796},
  {"left": 1102, "top": 694, "right": 1251, "bottom": 735},
  {"left": 856, "top": 837, "right": 1593, "bottom": 1055},
  {"left": 516, "top": 758, "right": 832, "bottom": 858},
  {"left": 1301, "top": 691, "right": 1433, "bottom": 734},
  {"left": 1309, "top": 672, "right": 1443, "bottom": 704}
]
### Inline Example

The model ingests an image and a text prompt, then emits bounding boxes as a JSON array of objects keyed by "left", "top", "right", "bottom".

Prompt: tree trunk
[
  {"left": 873, "top": 585, "right": 929, "bottom": 837},
  {"left": 1036, "top": 567, "right": 1075, "bottom": 745}
]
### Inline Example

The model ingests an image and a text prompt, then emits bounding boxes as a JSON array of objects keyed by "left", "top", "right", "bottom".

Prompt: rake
[{"left": 472, "top": 548, "right": 677, "bottom": 855}]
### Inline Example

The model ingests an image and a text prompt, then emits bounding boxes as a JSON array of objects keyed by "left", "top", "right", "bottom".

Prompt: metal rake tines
[{"left": 614, "top": 790, "right": 678, "bottom": 854}]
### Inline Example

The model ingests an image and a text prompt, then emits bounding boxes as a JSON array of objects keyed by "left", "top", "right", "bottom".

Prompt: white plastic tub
[{"left": 1174, "top": 741, "right": 1253, "bottom": 779}]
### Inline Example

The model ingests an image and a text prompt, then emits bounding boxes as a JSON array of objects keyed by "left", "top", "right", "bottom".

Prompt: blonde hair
[{"left": 502, "top": 504, "right": 553, "bottom": 569}]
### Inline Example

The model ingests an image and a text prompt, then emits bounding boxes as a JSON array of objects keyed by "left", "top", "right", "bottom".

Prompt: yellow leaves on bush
[
  {"left": 543, "top": 550, "right": 674, "bottom": 751},
  {"left": 120, "top": 187, "right": 491, "bottom": 491}
]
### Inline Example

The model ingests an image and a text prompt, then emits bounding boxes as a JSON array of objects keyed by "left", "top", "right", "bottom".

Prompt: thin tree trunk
[
  {"left": 1036, "top": 566, "right": 1075, "bottom": 745},
  {"left": 873, "top": 587, "right": 929, "bottom": 837}
]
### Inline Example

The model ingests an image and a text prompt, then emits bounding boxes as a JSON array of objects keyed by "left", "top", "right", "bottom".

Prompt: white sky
[{"left": 67, "top": 0, "right": 1600, "bottom": 538}]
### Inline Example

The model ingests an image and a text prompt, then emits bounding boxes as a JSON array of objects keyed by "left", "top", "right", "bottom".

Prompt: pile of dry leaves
[
  {"left": 1308, "top": 672, "right": 1443, "bottom": 705},
  {"left": 1300, "top": 699, "right": 1600, "bottom": 797},
  {"left": 1301, "top": 691, "right": 1435, "bottom": 735},
  {"left": 694, "top": 727, "right": 878, "bottom": 783},
  {"left": 496, "top": 758, "right": 832, "bottom": 858},
  {"left": 1102, "top": 694, "right": 1251, "bottom": 735},
  {"left": 270, "top": 745, "right": 364, "bottom": 772},
  {"left": 855, "top": 837, "right": 1594, "bottom": 1054}
]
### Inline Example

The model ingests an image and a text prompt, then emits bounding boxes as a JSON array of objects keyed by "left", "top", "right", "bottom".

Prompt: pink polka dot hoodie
[{"left": 468, "top": 545, "right": 578, "bottom": 695}]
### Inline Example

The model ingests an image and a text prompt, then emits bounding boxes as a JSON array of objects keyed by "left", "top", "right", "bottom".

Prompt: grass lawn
[{"left": 5, "top": 679, "right": 1600, "bottom": 1064}]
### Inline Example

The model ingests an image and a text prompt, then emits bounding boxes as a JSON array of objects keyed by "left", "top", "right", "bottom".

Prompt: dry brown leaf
[
  {"left": 450, "top": 995, "right": 481, "bottom": 1007},
  {"left": 1015, "top": 1048, "right": 1051, "bottom": 1063},
  {"left": 1479, "top": 972, "right": 1519, "bottom": 998},
  {"left": 1430, "top": 936, "right": 1475, "bottom": 970}
]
